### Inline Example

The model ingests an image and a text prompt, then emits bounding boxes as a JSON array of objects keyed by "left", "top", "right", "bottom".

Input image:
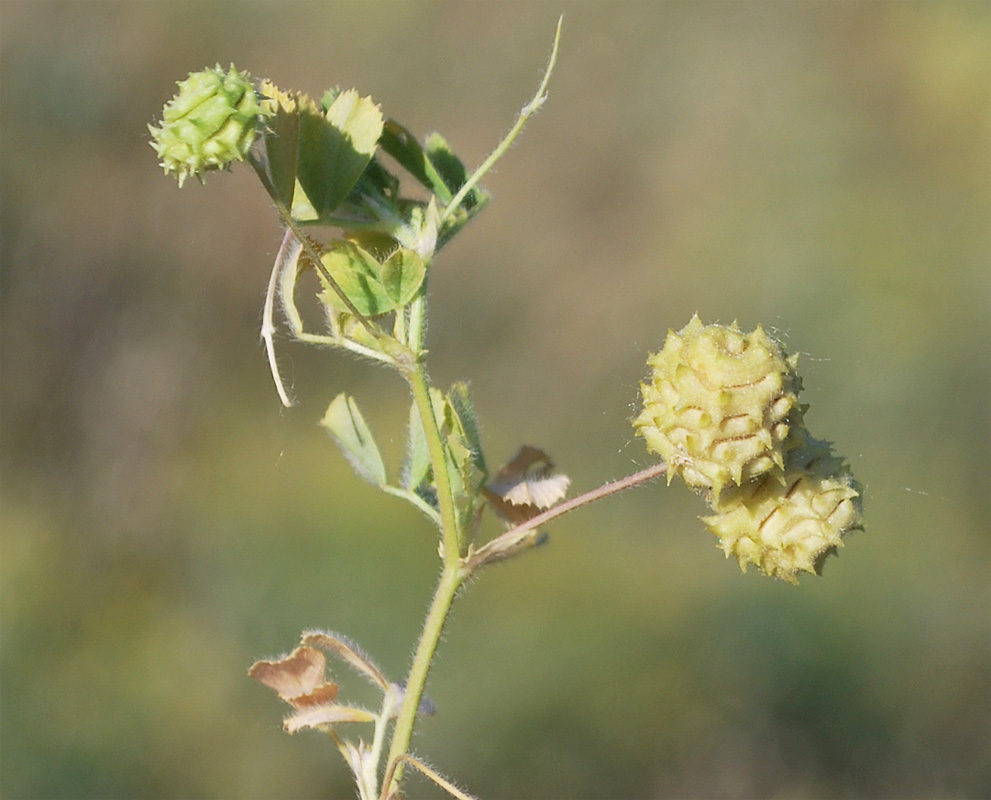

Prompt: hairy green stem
[
  {"left": 382, "top": 330, "right": 465, "bottom": 793},
  {"left": 404, "top": 361, "right": 461, "bottom": 563},
  {"left": 384, "top": 563, "right": 464, "bottom": 796},
  {"left": 439, "top": 16, "right": 562, "bottom": 228},
  {"left": 382, "top": 754, "right": 476, "bottom": 800},
  {"left": 385, "top": 300, "right": 466, "bottom": 792},
  {"left": 364, "top": 688, "right": 398, "bottom": 800},
  {"left": 365, "top": 21, "right": 564, "bottom": 794}
]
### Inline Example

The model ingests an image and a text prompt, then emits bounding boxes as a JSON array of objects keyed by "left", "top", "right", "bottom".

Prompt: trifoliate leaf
[
  {"left": 317, "top": 240, "right": 392, "bottom": 317},
  {"left": 317, "top": 240, "right": 425, "bottom": 317},
  {"left": 320, "top": 393, "right": 387, "bottom": 486}
]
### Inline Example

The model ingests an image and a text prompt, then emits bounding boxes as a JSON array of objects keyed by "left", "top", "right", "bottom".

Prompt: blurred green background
[{"left": 2, "top": 2, "right": 988, "bottom": 798}]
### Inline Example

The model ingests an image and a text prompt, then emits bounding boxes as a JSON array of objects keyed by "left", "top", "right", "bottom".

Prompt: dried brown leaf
[{"left": 248, "top": 645, "right": 339, "bottom": 709}]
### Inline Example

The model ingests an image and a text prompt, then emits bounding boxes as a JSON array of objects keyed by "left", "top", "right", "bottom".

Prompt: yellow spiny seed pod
[
  {"left": 702, "top": 431, "right": 863, "bottom": 583},
  {"left": 634, "top": 315, "right": 802, "bottom": 496},
  {"left": 149, "top": 64, "right": 273, "bottom": 187}
]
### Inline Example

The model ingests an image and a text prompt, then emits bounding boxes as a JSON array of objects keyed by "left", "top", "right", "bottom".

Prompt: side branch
[
  {"left": 439, "top": 15, "right": 563, "bottom": 227},
  {"left": 468, "top": 460, "right": 668, "bottom": 568}
]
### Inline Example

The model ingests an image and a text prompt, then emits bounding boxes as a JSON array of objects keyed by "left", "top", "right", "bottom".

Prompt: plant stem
[
  {"left": 404, "top": 360, "right": 461, "bottom": 564},
  {"left": 382, "top": 755, "right": 477, "bottom": 800},
  {"left": 439, "top": 16, "right": 562, "bottom": 228},
  {"left": 384, "top": 562, "right": 464, "bottom": 796},
  {"left": 468, "top": 461, "right": 668, "bottom": 568},
  {"left": 365, "top": 688, "right": 398, "bottom": 800},
  {"left": 383, "top": 333, "right": 465, "bottom": 794},
  {"left": 382, "top": 461, "right": 668, "bottom": 795}
]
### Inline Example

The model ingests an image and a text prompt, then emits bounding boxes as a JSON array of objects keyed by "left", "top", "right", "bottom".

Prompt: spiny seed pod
[
  {"left": 702, "top": 431, "right": 863, "bottom": 584},
  {"left": 149, "top": 64, "right": 273, "bottom": 187},
  {"left": 634, "top": 315, "right": 802, "bottom": 496}
]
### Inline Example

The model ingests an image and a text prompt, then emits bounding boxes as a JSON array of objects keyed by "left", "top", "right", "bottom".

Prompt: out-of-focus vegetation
[{"left": 2, "top": 2, "right": 987, "bottom": 797}]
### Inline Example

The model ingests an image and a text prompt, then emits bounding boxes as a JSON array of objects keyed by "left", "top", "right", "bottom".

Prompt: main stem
[
  {"left": 384, "top": 563, "right": 464, "bottom": 796},
  {"left": 384, "top": 348, "right": 466, "bottom": 795},
  {"left": 403, "top": 360, "right": 461, "bottom": 563},
  {"left": 381, "top": 24, "right": 565, "bottom": 790}
]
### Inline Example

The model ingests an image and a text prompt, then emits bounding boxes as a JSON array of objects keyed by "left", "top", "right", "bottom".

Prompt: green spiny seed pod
[
  {"left": 702, "top": 431, "right": 863, "bottom": 583},
  {"left": 634, "top": 315, "right": 802, "bottom": 496},
  {"left": 149, "top": 64, "right": 273, "bottom": 187}
]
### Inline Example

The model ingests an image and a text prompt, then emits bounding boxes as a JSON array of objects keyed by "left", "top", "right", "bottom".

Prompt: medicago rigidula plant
[{"left": 149, "top": 19, "right": 862, "bottom": 799}]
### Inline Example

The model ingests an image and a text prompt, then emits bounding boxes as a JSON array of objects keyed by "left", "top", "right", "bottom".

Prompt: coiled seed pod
[
  {"left": 149, "top": 64, "right": 273, "bottom": 187},
  {"left": 635, "top": 315, "right": 802, "bottom": 496},
  {"left": 702, "top": 431, "right": 863, "bottom": 583}
]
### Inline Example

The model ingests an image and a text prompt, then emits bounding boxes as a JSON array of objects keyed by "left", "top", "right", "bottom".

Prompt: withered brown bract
[
  {"left": 483, "top": 445, "right": 570, "bottom": 526},
  {"left": 248, "top": 645, "right": 339, "bottom": 710}
]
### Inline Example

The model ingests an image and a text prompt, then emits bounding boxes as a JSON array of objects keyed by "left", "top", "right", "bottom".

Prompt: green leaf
[
  {"left": 317, "top": 239, "right": 426, "bottom": 318},
  {"left": 426, "top": 133, "right": 490, "bottom": 221},
  {"left": 381, "top": 247, "right": 426, "bottom": 306},
  {"left": 354, "top": 155, "right": 400, "bottom": 202},
  {"left": 260, "top": 86, "right": 301, "bottom": 208},
  {"left": 434, "top": 137, "right": 491, "bottom": 249},
  {"left": 296, "top": 90, "right": 384, "bottom": 219},
  {"left": 445, "top": 428, "right": 472, "bottom": 500},
  {"left": 318, "top": 87, "right": 343, "bottom": 111},
  {"left": 320, "top": 393, "right": 387, "bottom": 486},
  {"left": 290, "top": 176, "right": 319, "bottom": 222},
  {"left": 434, "top": 387, "right": 487, "bottom": 533},
  {"left": 378, "top": 119, "right": 454, "bottom": 203},
  {"left": 424, "top": 133, "right": 470, "bottom": 198},
  {"left": 448, "top": 382, "right": 487, "bottom": 476},
  {"left": 317, "top": 241, "right": 391, "bottom": 317},
  {"left": 401, "top": 398, "right": 431, "bottom": 492},
  {"left": 325, "top": 89, "right": 383, "bottom": 156}
]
